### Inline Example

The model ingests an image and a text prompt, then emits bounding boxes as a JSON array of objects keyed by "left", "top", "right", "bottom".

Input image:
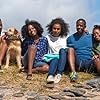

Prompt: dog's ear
[{"left": 14, "top": 28, "right": 20, "bottom": 35}]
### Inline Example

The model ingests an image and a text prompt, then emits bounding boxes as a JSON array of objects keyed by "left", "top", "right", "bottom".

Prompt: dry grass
[{"left": 0, "top": 64, "right": 96, "bottom": 95}]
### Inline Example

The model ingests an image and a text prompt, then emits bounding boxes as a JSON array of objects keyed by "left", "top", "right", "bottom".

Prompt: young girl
[
  {"left": 22, "top": 20, "right": 49, "bottom": 80},
  {"left": 92, "top": 25, "right": 100, "bottom": 74},
  {"left": 45, "top": 18, "right": 69, "bottom": 83}
]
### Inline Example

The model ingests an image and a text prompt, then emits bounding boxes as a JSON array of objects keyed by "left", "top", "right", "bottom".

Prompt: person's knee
[
  {"left": 42, "top": 64, "right": 49, "bottom": 71},
  {"left": 45, "top": 64, "right": 49, "bottom": 69},
  {"left": 94, "top": 58, "right": 100, "bottom": 65},
  {"left": 94, "top": 58, "right": 100, "bottom": 72}
]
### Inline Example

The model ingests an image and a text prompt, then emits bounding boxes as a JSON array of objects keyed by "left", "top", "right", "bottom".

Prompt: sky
[{"left": 0, "top": 0, "right": 100, "bottom": 35}]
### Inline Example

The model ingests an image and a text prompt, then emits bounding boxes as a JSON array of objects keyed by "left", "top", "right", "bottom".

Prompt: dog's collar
[{"left": 7, "top": 35, "right": 20, "bottom": 40}]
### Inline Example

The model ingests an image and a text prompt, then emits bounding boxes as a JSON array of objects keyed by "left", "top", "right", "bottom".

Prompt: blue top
[
  {"left": 67, "top": 32, "right": 92, "bottom": 60},
  {"left": 21, "top": 37, "right": 32, "bottom": 56},
  {"left": 23, "top": 36, "right": 48, "bottom": 63}
]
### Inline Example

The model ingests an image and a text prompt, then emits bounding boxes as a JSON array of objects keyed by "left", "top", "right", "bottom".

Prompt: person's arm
[
  {"left": 27, "top": 44, "right": 37, "bottom": 75},
  {"left": 92, "top": 55, "right": 99, "bottom": 60}
]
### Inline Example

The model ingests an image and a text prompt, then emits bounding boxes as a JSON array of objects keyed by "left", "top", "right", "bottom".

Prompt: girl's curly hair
[
  {"left": 27, "top": 20, "right": 43, "bottom": 37},
  {"left": 21, "top": 19, "right": 30, "bottom": 39},
  {"left": 46, "top": 18, "right": 69, "bottom": 37}
]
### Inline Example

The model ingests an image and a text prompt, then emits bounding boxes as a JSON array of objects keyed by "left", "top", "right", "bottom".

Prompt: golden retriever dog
[{"left": 4, "top": 27, "right": 22, "bottom": 70}]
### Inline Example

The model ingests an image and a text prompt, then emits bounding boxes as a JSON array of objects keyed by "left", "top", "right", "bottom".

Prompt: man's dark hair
[
  {"left": 76, "top": 18, "right": 86, "bottom": 27},
  {"left": 46, "top": 17, "right": 69, "bottom": 37}
]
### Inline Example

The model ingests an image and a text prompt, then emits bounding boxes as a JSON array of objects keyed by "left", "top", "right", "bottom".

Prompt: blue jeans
[
  {"left": 76, "top": 57, "right": 92, "bottom": 71},
  {"left": 48, "top": 48, "right": 67, "bottom": 76}
]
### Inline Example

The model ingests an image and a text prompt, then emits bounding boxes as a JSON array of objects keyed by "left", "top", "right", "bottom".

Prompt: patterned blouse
[{"left": 22, "top": 36, "right": 48, "bottom": 63}]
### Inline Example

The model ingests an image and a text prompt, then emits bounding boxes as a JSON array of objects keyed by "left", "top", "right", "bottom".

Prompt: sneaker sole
[{"left": 47, "top": 81, "right": 54, "bottom": 84}]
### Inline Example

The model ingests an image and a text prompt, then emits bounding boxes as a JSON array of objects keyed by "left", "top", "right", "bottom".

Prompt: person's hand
[
  {"left": 84, "top": 28, "right": 89, "bottom": 33},
  {"left": 1, "top": 35, "right": 8, "bottom": 42},
  {"left": 92, "top": 55, "right": 99, "bottom": 60},
  {"left": 0, "top": 36, "right": 2, "bottom": 42},
  {"left": 3, "top": 34, "right": 8, "bottom": 39}
]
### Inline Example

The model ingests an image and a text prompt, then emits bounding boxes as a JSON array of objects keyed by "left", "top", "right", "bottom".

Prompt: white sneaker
[
  {"left": 54, "top": 74, "right": 62, "bottom": 83},
  {"left": 47, "top": 75, "right": 54, "bottom": 83}
]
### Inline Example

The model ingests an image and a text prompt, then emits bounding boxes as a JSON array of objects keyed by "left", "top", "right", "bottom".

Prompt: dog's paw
[
  {"left": 18, "top": 66, "right": 22, "bottom": 70},
  {"left": 4, "top": 66, "right": 9, "bottom": 69},
  {"left": 18, "top": 66, "right": 22, "bottom": 71}
]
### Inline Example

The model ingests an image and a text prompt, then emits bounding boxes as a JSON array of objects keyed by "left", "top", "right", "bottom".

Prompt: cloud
[{"left": 0, "top": 0, "right": 99, "bottom": 34}]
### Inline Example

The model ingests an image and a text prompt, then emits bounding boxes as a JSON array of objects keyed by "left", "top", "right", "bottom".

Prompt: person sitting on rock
[
  {"left": 92, "top": 25, "right": 100, "bottom": 74},
  {"left": 45, "top": 18, "right": 69, "bottom": 83},
  {"left": 67, "top": 18, "right": 93, "bottom": 82},
  {"left": 22, "top": 20, "right": 49, "bottom": 80}
]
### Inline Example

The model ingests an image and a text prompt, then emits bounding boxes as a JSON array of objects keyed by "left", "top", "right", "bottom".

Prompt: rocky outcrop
[{"left": 0, "top": 78, "right": 100, "bottom": 100}]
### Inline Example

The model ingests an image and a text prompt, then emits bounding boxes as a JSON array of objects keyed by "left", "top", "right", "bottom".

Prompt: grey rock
[
  {"left": 84, "top": 93, "right": 98, "bottom": 98},
  {"left": 86, "top": 82, "right": 97, "bottom": 88},
  {"left": 85, "top": 78, "right": 100, "bottom": 84},
  {"left": 0, "top": 94, "right": 3, "bottom": 99},
  {"left": 59, "top": 91, "right": 75, "bottom": 97},
  {"left": 85, "top": 78, "right": 100, "bottom": 88},
  {"left": 27, "top": 95, "right": 49, "bottom": 100},
  {"left": 12, "top": 92, "right": 24, "bottom": 97},
  {"left": 49, "top": 94, "right": 62, "bottom": 99},
  {"left": 30, "top": 95, "right": 41, "bottom": 100},
  {"left": 63, "top": 88, "right": 86, "bottom": 97},
  {"left": 82, "top": 85, "right": 93, "bottom": 89},
  {"left": 27, "top": 91, "right": 37, "bottom": 97},
  {"left": 71, "top": 97, "right": 89, "bottom": 100},
  {"left": 39, "top": 96, "right": 54, "bottom": 100},
  {"left": 92, "top": 88, "right": 100, "bottom": 92},
  {"left": 49, "top": 94, "right": 66, "bottom": 99},
  {"left": 73, "top": 84, "right": 93, "bottom": 89},
  {"left": 73, "top": 83, "right": 84, "bottom": 88}
]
